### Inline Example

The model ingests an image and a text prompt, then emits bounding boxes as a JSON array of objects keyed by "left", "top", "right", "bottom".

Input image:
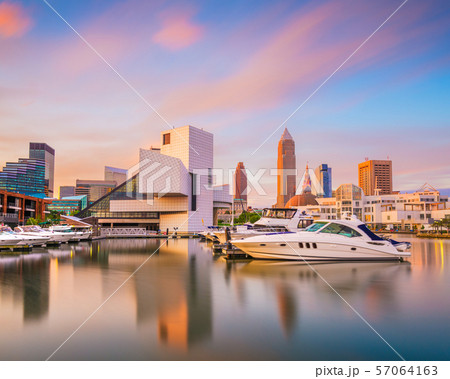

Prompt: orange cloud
[
  {"left": 0, "top": 1, "right": 31, "bottom": 38},
  {"left": 152, "top": 11, "right": 204, "bottom": 50}
]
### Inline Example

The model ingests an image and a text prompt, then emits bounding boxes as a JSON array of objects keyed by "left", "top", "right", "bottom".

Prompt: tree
[
  {"left": 26, "top": 218, "right": 38, "bottom": 225},
  {"left": 249, "top": 213, "right": 261, "bottom": 223}
]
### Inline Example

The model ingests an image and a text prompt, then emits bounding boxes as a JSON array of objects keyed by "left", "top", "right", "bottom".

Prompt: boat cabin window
[
  {"left": 320, "top": 223, "right": 362, "bottom": 238},
  {"left": 298, "top": 219, "right": 313, "bottom": 229},
  {"left": 262, "top": 209, "right": 296, "bottom": 219},
  {"left": 305, "top": 222, "right": 328, "bottom": 232}
]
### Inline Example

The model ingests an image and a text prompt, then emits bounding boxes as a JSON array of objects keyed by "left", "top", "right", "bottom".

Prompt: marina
[{"left": 0, "top": 235, "right": 448, "bottom": 360}]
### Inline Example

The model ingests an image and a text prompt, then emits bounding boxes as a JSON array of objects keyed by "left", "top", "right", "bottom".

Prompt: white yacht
[
  {"left": 214, "top": 209, "right": 314, "bottom": 244},
  {"left": 49, "top": 225, "right": 83, "bottom": 242},
  {"left": 231, "top": 217, "right": 411, "bottom": 261},
  {"left": 15, "top": 225, "right": 73, "bottom": 244},
  {"left": 0, "top": 226, "right": 22, "bottom": 247},
  {"left": 0, "top": 226, "right": 49, "bottom": 247}
]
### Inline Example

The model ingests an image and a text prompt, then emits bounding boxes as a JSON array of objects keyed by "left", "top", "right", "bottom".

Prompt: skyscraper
[
  {"left": 358, "top": 159, "right": 392, "bottom": 196},
  {"left": 314, "top": 164, "right": 332, "bottom": 198},
  {"left": 275, "top": 128, "right": 296, "bottom": 207},
  {"left": 234, "top": 162, "right": 247, "bottom": 201},
  {"left": 29, "top": 143, "right": 55, "bottom": 197},
  {"left": 0, "top": 158, "right": 45, "bottom": 197}
]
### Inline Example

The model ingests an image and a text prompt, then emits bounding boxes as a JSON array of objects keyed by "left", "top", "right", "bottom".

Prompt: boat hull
[{"left": 232, "top": 240, "right": 410, "bottom": 261}]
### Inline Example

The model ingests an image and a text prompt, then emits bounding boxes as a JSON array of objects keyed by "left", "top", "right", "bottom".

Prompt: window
[
  {"left": 298, "top": 219, "right": 313, "bottom": 229},
  {"left": 305, "top": 222, "right": 327, "bottom": 232},
  {"left": 320, "top": 223, "right": 362, "bottom": 237},
  {"left": 298, "top": 242, "right": 304, "bottom": 248},
  {"left": 163, "top": 133, "right": 170, "bottom": 145},
  {"left": 305, "top": 243, "right": 311, "bottom": 248}
]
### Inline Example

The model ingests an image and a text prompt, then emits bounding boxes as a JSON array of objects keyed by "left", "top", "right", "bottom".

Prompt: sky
[{"left": 1, "top": 0, "right": 449, "bottom": 206}]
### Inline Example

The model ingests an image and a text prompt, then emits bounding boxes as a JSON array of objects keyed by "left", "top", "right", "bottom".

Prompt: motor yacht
[
  {"left": 214, "top": 209, "right": 314, "bottom": 244},
  {"left": 0, "top": 226, "right": 22, "bottom": 247},
  {"left": 49, "top": 225, "right": 83, "bottom": 242},
  {"left": 231, "top": 217, "right": 411, "bottom": 261},
  {"left": 15, "top": 225, "right": 73, "bottom": 244},
  {"left": 0, "top": 225, "right": 49, "bottom": 247}
]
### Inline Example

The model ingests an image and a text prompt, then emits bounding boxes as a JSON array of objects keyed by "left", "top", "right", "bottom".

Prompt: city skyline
[{"left": 1, "top": 0, "right": 450, "bottom": 207}]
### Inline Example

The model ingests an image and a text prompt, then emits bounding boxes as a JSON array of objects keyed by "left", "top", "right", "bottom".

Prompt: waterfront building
[
  {"left": 314, "top": 164, "right": 332, "bottom": 198},
  {"left": 76, "top": 125, "right": 231, "bottom": 232},
  {"left": 289, "top": 183, "right": 450, "bottom": 230},
  {"left": 0, "top": 158, "right": 46, "bottom": 197},
  {"left": 0, "top": 189, "right": 50, "bottom": 225},
  {"left": 358, "top": 159, "right": 392, "bottom": 196},
  {"left": 29, "top": 143, "right": 55, "bottom": 197},
  {"left": 59, "top": 186, "right": 75, "bottom": 198},
  {"left": 75, "top": 179, "right": 117, "bottom": 204},
  {"left": 47, "top": 195, "right": 88, "bottom": 215},
  {"left": 275, "top": 128, "right": 296, "bottom": 208},
  {"left": 105, "top": 166, "right": 127, "bottom": 186}
]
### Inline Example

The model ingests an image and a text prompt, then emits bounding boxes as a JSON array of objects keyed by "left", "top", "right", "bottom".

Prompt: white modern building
[
  {"left": 77, "top": 125, "right": 232, "bottom": 232},
  {"left": 292, "top": 183, "right": 450, "bottom": 230}
]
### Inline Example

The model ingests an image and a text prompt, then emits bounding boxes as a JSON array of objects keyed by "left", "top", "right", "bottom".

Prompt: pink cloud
[
  {"left": 158, "top": 1, "right": 442, "bottom": 119},
  {"left": 0, "top": 1, "right": 31, "bottom": 38},
  {"left": 152, "top": 10, "right": 204, "bottom": 50}
]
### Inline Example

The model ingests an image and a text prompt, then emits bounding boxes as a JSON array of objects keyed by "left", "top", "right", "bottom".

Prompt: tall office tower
[
  {"left": 59, "top": 186, "right": 75, "bottom": 199},
  {"left": 234, "top": 162, "right": 247, "bottom": 201},
  {"left": 104, "top": 166, "right": 127, "bottom": 186},
  {"left": 0, "top": 158, "right": 46, "bottom": 197},
  {"left": 314, "top": 164, "right": 332, "bottom": 198},
  {"left": 358, "top": 159, "right": 392, "bottom": 196},
  {"left": 29, "top": 143, "right": 55, "bottom": 197},
  {"left": 275, "top": 128, "right": 296, "bottom": 208}
]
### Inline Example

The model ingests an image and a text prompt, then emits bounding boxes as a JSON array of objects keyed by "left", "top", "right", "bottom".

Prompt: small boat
[
  {"left": 15, "top": 225, "right": 73, "bottom": 244},
  {"left": 49, "top": 225, "right": 82, "bottom": 242},
  {"left": 0, "top": 225, "right": 49, "bottom": 247},
  {"left": 231, "top": 216, "right": 411, "bottom": 261},
  {"left": 0, "top": 227, "right": 22, "bottom": 247}
]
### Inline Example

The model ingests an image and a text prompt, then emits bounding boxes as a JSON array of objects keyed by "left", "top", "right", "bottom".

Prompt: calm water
[{"left": 0, "top": 236, "right": 449, "bottom": 361}]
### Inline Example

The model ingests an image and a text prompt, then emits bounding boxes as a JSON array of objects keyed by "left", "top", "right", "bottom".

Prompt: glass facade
[
  {"left": 314, "top": 164, "right": 332, "bottom": 198},
  {"left": 0, "top": 158, "right": 46, "bottom": 197},
  {"left": 29, "top": 143, "right": 55, "bottom": 197},
  {"left": 76, "top": 175, "right": 158, "bottom": 220}
]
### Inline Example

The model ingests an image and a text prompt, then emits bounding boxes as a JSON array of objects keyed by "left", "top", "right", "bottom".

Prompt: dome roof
[{"left": 285, "top": 193, "right": 318, "bottom": 207}]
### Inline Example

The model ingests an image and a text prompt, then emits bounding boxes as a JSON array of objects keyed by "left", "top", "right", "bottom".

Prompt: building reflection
[
  {"left": 130, "top": 239, "right": 212, "bottom": 351},
  {"left": 0, "top": 254, "right": 50, "bottom": 322},
  {"left": 275, "top": 283, "right": 298, "bottom": 337}
]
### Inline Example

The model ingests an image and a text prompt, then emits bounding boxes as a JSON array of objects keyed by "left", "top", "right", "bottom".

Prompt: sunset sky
[{"left": 1, "top": 0, "right": 449, "bottom": 206}]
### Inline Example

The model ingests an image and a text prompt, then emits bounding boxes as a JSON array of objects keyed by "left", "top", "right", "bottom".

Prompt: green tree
[{"left": 249, "top": 213, "right": 261, "bottom": 223}]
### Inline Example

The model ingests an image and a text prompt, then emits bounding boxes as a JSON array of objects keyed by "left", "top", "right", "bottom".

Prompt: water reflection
[
  {"left": 0, "top": 253, "right": 50, "bottom": 323},
  {"left": 0, "top": 236, "right": 448, "bottom": 360}
]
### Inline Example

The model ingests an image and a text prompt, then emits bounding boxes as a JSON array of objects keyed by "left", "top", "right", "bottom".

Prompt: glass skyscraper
[
  {"left": 314, "top": 164, "right": 332, "bottom": 198},
  {"left": 0, "top": 158, "right": 46, "bottom": 197},
  {"left": 29, "top": 143, "right": 55, "bottom": 197}
]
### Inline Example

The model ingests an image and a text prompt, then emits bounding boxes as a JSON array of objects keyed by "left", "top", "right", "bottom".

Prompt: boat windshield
[
  {"left": 305, "top": 222, "right": 328, "bottom": 232},
  {"left": 320, "top": 223, "right": 362, "bottom": 238},
  {"left": 0, "top": 226, "right": 13, "bottom": 233},
  {"left": 262, "top": 209, "right": 296, "bottom": 219}
]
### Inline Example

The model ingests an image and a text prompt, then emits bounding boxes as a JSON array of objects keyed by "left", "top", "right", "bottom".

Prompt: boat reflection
[{"left": 228, "top": 260, "right": 412, "bottom": 338}]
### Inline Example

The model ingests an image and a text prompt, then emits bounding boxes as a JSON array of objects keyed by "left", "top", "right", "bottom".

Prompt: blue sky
[{"left": 1, "top": 0, "right": 449, "bottom": 205}]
